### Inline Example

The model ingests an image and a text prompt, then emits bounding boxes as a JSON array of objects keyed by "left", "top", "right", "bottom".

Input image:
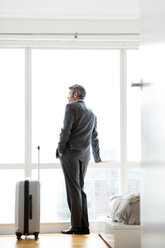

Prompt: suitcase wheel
[
  {"left": 16, "top": 233, "right": 22, "bottom": 240},
  {"left": 34, "top": 232, "right": 39, "bottom": 240}
]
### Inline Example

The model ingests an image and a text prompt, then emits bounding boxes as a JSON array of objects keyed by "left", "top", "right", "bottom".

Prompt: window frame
[{"left": 0, "top": 41, "right": 140, "bottom": 220}]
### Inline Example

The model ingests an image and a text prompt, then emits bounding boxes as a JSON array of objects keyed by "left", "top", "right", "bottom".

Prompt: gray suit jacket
[{"left": 57, "top": 100, "right": 101, "bottom": 163}]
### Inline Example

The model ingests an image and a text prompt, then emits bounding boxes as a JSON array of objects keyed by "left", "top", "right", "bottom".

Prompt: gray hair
[{"left": 69, "top": 84, "right": 86, "bottom": 100}]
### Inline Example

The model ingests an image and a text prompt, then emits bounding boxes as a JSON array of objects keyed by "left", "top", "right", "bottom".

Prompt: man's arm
[
  {"left": 91, "top": 117, "right": 102, "bottom": 163},
  {"left": 57, "top": 104, "right": 75, "bottom": 156}
]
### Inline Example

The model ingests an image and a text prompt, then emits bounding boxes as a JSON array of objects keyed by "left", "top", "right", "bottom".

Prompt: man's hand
[
  {"left": 98, "top": 160, "right": 109, "bottom": 163},
  {"left": 59, "top": 153, "right": 63, "bottom": 157}
]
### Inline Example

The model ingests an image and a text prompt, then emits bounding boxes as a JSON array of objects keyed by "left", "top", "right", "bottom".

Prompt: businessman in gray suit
[{"left": 56, "top": 84, "right": 102, "bottom": 234}]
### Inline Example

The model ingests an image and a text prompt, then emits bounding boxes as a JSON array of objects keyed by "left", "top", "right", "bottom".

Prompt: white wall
[
  {"left": 0, "top": 0, "right": 139, "bottom": 35},
  {"left": 0, "top": 0, "right": 139, "bottom": 19},
  {"left": 0, "top": 19, "right": 139, "bottom": 34}
]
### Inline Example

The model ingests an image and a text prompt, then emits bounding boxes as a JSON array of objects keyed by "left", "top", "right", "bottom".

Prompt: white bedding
[{"left": 107, "top": 193, "right": 140, "bottom": 225}]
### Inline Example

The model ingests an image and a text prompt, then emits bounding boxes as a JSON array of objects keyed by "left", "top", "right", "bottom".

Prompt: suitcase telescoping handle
[{"left": 37, "top": 146, "right": 40, "bottom": 181}]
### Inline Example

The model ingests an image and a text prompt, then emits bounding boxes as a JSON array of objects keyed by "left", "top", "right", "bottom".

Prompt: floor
[{"left": 0, "top": 233, "right": 111, "bottom": 248}]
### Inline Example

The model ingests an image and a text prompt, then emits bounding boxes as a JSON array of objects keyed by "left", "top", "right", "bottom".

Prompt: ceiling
[{"left": 0, "top": 0, "right": 139, "bottom": 19}]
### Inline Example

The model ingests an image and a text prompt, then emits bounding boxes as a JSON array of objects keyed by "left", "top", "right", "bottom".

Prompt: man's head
[{"left": 68, "top": 84, "right": 86, "bottom": 103}]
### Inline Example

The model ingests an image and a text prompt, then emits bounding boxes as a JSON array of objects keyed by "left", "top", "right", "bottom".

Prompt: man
[{"left": 56, "top": 84, "right": 102, "bottom": 234}]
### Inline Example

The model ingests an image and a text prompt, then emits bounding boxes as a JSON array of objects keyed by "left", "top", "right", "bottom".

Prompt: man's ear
[{"left": 73, "top": 92, "right": 78, "bottom": 98}]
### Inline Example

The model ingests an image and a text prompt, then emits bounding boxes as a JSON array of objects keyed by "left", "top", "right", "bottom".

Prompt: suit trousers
[{"left": 60, "top": 149, "right": 89, "bottom": 228}]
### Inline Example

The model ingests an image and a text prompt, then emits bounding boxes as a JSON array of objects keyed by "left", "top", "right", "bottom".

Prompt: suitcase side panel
[
  {"left": 29, "top": 180, "right": 40, "bottom": 234},
  {"left": 15, "top": 181, "right": 24, "bottom": 233}
]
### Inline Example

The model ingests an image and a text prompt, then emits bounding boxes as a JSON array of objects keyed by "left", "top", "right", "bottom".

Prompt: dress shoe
[
  {"left": 61, "top": 227, "right": 83, "bottom": 234},
  {"left": 82, "top": 228, "right": 90, "bottom": 234}
]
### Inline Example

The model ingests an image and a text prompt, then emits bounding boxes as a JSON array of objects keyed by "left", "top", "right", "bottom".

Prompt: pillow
[{"left": 107, "top": 193, "right": 140, "bottom": 225}]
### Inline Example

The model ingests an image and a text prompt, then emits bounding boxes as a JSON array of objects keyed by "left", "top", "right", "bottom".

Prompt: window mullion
[
  {"left": 25, "top": 48, "right": 32, "bottom": 178},
  {"left": 120, "top": 48, "right": 127, "bottom": 193}
]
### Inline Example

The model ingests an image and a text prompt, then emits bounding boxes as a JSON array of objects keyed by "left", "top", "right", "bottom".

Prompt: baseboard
[{"left": 0, "top": 221, "right": 105, "bottom": 235}]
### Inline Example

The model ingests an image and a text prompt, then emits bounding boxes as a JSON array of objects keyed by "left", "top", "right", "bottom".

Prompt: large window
[
  {"left": 0, "top": 49, "right": 25, "bottom": 163},
  {"left": 127, "top": 168, "right": 140, "bottom": 193},
  {"left": 32, "top": 49, "right": 120, "bottom": 163},
  {"left": 0, "top": 170, "right": 24, "bottom": 223},
  {"left": 0, "top": 49, "right": 25, "bottom": 224},
  {"left": 0, "top": 46, "right": 140, "bottom": 225},
  {"left": 126, "top": 49, "right": 141, "bottom": 193},
  {"left": 32, "top": 49, "right": 120, "bottom": 222},
  {"left": 32, "top": 168, "right": 119, "bottom": 222},
  {"left": 127, "top": 50, "right": 141, "bottom": 162}
]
